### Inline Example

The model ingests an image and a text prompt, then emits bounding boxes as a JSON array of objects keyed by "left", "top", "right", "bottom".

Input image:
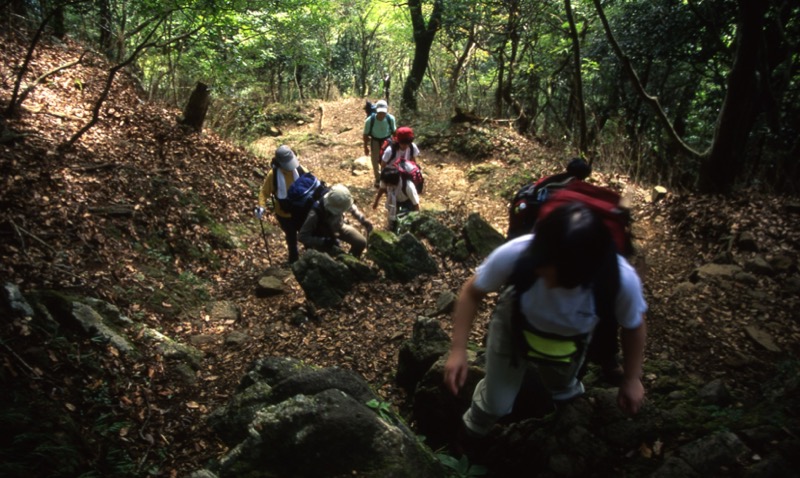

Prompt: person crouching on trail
[
  {"left": 443, "top": 203, "right": 647, "bottom": 440},
  {"left": 372, "top": 165, "right": 419, "bottom": 232},
  {"left": 363, "top": 100, "right": 396, "bottom": 188},
  {"left": 255, "top": 145, "right": 304, "bottom": 263},
  {"left": 298, "top": 184, "right": 373, "bottom": 258}
]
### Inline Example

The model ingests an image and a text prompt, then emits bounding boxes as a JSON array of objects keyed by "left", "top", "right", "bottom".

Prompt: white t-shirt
[
  {"left": 473, "top": 234, "right": 646, "bottom": 337},
  {"left": 381, "top": 143, "right": 419, "bottom": 166},
  {"left": 380, "top": 179, "right": 420, "bottom": 220}
]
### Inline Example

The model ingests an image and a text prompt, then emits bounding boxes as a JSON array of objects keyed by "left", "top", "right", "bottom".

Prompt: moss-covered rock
[
  {"left": 463, "top": 213, "right": 505, "bottom": 258},
  {"left": 366, "top": 231, "right": 438, "bottom": 282}
]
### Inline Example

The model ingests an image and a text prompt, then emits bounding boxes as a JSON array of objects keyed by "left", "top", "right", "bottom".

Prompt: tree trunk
[
  {"left": 98, "top": 0, "right": 113, "bottom": 56},
  {"left": 52, "top": 4, "right": 66, "bottom": 39},
  {"left": 180, "top": 82, "right": 210, "bottom": 132},
  {"left": 448, "top": 29, "right": 475, "bottom": 96},
  {"left": 565, "top": 0, "right": 587, "bottom": 153},
  {"left": 699, "top": 0, "right": 767, "bottom": 193},
  {"left": 401, "top": 0, "right": 443, "bottom": 111}
]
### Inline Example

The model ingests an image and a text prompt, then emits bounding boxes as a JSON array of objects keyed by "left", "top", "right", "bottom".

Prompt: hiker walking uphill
[
  {"left": 443, "top": 203, "right": 647, "bottom": 444},
  {"left": 298, "top": 184, "right": 373, "bottom": 258},
  {"left": 363, "top": 100, "right": 396, "bottom": 188},
  {"left": 372, "top": 165, "right": 420, "bottom": 232},
  {"left": 255, "top": 145, "right": 306, "bottom": 264},
  {"left": 380, "top": 126, "right": 420, "bottom": 170}
]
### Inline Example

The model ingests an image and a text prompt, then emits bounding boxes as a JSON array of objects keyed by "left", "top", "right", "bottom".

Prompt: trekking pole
[{"left": 258, "top": 216, "right": 273, "bottom": 266}]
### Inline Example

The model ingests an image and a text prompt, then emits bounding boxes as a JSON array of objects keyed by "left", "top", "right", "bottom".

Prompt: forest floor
[{"left": 1, "top": 31, "right": 799, "bottom": 477}]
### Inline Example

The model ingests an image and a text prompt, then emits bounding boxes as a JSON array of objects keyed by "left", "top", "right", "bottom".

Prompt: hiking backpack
[
  {"left": 395, "top": 156, "right": 424, "bottom": 195},
  {"left": 382, "top": 144, "right": 424, "bottom": 194},
  {"left": 381, "top": 133, "right": 424, "bottom": 194},
  {"left": 280, "top": 172, "right": 329, "bottom": 224},
  {"left": 506, "top": 171, "right": 575, "bottom": 240},
  {"left": 539, "top": 180, "right": 633, "bottom": 257},
  {"left": 364, "top": 100, "right": 377, "bottom": 117},
  {"left": 507, "top": 180, "right": 634, "bottom": 364}
]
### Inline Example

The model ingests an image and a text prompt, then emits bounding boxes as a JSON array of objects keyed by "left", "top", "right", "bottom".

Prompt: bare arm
[
  {"left": 372, "top": 188, "right": 386, "bottom": 209},
  {"left": 617, "top": 317, "right": 647, "bottom": 414},
  {"left": 443, "top": 276, "right": 488, "bottom": 395}
]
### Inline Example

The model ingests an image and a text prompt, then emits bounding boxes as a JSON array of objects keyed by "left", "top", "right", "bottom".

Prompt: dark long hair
[{"left": 528, "top": 202, "right": 616, "bottom": 288}]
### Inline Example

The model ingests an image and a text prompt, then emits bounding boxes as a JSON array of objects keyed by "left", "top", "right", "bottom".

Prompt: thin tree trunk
[
  {"left": 565, "top": 0, "right": 587, "bottom": 153},
  {"left": 449, "top": 30, "right": 475, "bottom": 95},
  {"left": 700, "top": 0, "right": 767, "bottom": 193},
  {"left": 401, "top": 0, "right": 443, "bottom": 111},
  {"left": 180, "top": 82, "right": 210, "bottom": 132}
]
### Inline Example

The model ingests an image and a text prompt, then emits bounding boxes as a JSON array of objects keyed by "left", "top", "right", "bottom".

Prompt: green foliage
[
  {"left": 435, "top": 453, "right": 488, "bottom": 477},
  {"left": 366, "top": 398, "right": 394, "bottom": 423},
  {"left": 20, "top": 0, "right": 797, "bottom": 191}
]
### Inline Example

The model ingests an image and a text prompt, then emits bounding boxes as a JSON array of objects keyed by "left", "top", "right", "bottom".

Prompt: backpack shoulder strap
[
  {"left": 368, "top": 114, "right": 376, "bottom": 137},
  {"left": 591, "top": 251, "right": 621, "bottom": 325},
  {"left": 508, "top": 243, "right": 540, "bottom": 365}
]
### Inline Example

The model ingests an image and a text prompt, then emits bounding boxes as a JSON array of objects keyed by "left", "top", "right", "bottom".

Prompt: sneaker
[
  {"left": 449, "top": 424, "right": 490, "bottom": 465},
  {"left": 601, "top": 363, "right": 625, "bottom": 386}
]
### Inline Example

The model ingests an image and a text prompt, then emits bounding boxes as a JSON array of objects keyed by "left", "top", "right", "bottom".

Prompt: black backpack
[{"left": 506, "top": 172, "right": 575, "bottom": 240}]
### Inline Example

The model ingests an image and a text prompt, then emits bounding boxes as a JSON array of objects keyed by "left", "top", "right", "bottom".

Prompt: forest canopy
[{"left": 3, "top": 0, "right": 798, "bottom": 193}]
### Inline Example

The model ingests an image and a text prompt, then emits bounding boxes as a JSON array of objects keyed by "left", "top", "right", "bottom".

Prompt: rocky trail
[{"left": 1, "top": 31, "right": 799, "bottom": 477}]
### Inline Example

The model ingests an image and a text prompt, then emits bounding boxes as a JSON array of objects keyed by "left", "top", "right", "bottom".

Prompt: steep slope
[{"left": 2, "top": 29, "right": 798, "bottom": 477}]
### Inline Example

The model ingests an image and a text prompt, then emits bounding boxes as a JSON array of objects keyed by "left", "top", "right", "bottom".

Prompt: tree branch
[
  {"left": 16, "top": 52, "right": 88, "bottom": 107},
  {"left": 593, "top": 0, "right": 705, "bottom": 159}
]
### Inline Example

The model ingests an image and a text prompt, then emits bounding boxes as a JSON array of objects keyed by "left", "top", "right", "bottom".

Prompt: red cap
[{"left": 396, "top": 126, "right": 414, "bottom": 143}]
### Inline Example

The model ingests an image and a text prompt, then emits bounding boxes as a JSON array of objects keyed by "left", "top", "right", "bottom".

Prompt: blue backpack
[
  {"left": 280, "top": 172, "right": 328, "bottom": 222},
  {"left": 364, "top": 100, "right": 377, "bottom": 117}
]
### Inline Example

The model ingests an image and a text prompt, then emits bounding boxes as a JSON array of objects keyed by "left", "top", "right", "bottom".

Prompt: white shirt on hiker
[
  {"left": 380, "top": 180, "right": 419, "bottom": 220},
  {"left": 473, "top": 234, "right": 647, "bottom": 337},
  {"left": 381, "top": 143, "right": 419, "bottom": 167}
]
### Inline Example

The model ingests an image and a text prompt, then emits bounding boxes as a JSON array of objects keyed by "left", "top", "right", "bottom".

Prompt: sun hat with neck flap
[
  {"left": 323, "top": 184, "right": 354, "bottom": 215},
  {"left": 274, "top": 145, "right": 299, "bottom": 171}
]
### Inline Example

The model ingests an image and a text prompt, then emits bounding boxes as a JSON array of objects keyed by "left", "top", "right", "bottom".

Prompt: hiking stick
[{"left": 258, "top": 217, "right": 273, "bottom": 266}]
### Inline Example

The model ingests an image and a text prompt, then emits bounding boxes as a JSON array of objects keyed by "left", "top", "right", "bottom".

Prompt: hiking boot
[
  {"left": 600, "top": 362, "right": 624, "bottom": 387},
  {"left": 449, "top": 424, "right": 490, "bottom": 465}
]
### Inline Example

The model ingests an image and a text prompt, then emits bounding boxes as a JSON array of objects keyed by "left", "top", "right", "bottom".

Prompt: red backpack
[
  {"left": 380, "top": 139, "right": 424, "bottom": 194},
  {"left": 538, "top": 180, "right": 633, "bottom": 256}
]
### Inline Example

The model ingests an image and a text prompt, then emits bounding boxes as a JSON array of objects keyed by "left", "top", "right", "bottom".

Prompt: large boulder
[
  {"left": 366, "top": 231, "right": 438, "bottom": 282},
  {"left": 395, "top": 316, "right": 451, "bottom": 394},
  {"left": 292, "top": 249, "right": 356, "bottom": 307},
  {"left": 463, "top": 213, "right": 505, "bottom": 258},
  {"left": 409, "top": 212, "right": 458, "bottom": 254},
  {"left": 26, "top": 289, "right": 137, "bottom": 355},
  {"left": 201, "top": 358, "right": 444, "bottom": 478}
]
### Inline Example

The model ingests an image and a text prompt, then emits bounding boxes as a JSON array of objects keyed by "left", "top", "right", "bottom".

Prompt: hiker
[
  {"left": 363, "top": 99, "right": 396, "bottom": 188},
  {"left": 382, "top": 72, "right": 391, "bottom": 100},
  {"left": 443, "top": 203, "right": 647, "bottom": 442},
  {"left": 380, "top": 126, "right": 420, "bottom": 170},
  {"left": 298, "top": 184, "right": 373, "bottom": 258},
  {"left": 507, "top": 157, "right": 592, "bottom": 240},
  {"left": 372, "top": 165, "right": 420, "bottom": 232},
  {"left": 255, "top": 145, "right": 305, "bottom": 263}
]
